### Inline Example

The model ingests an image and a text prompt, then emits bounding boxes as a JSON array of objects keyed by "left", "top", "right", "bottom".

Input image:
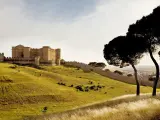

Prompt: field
[{"left": 0, "top": 63, "right": 157, "bottom": 120}]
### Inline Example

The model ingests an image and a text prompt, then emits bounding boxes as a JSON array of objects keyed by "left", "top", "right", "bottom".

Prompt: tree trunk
[
  {"left": 131, "top": 64, "right": 140, "bottom": 96},
  {"left": 148, "top": 48, "right": 159, "bottom": 96}
]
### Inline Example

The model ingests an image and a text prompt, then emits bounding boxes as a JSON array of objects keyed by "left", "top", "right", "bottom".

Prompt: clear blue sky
[{"left": 0, "top": 0, "right": 160, "bottom": 65}]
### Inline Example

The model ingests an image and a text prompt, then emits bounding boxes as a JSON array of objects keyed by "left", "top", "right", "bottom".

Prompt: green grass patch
[{"left": 0, "top": 63, "right": 157, "bottom": 120}]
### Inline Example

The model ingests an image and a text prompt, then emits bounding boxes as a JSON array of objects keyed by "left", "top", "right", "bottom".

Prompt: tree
[
  {"left": 127, "top": 6, "right": 160, "bottom": 96},
  {"left": 95, "top": 62, "right": 106, "bottom": 68},
  {"left": 88, "top": 62, "right": 106, "bottom": 68},
  {"left": 60, "top": 59, "right": 65, "bottom": 64},
  {"left": 103, "top": 35, "right": 144, "bottom": 96},
  {"left": 88, "top": 62, "right": 97, "bottom": 66}
]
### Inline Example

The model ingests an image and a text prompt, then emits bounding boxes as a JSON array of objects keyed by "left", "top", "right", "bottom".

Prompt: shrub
[
  {"left": 57, "top": 82, "right": 66, "bottom": 86},
  {"left": 84, "top": 86, "right": 89, "bottom": 92},
  {"left": 75, "top": 85, "right": 84, "bottom": 91},
  {"left": 9, "top": 65, "right": 18, "bottom": 69},
  {"left": 90, "top": 68, "right": 93, "bottom": 71},
  {"left": 88, "top": 81, "right": 93, "bottom": 84},
  {"left": 114, "top": 70, "right": 123, "bottom": 75},
  {"left": 105, "top": 69, "right": 110, "bottom": 72},
  {"left": 76, "top": 67, "right": 81, "bottom": 70},
  {"left": 69, "top": 84, "right": 74, "bottom": 87},
  {"left": 89, "top": 85, "right": 96, "bottom": 90},
  {"left": 127, "top": 74, "right": 133, "bottom": 77},
  {"left": 95, "top": 62, "right": 106, "bottom": 68},
  {"left": 110, "top": 86, "right": 114, "bottom": 89},
  {"left": 148, "top": 75, "right": 156, "bottom": 81},
  {"left": 88, "top": 62, "right": 97, "bottom": 66}
]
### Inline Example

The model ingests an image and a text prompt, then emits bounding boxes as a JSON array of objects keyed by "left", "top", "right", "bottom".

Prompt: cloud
[
  {"left": 0, "top": 0, "right": 160, "bottom": 65},
  {"left": 22, "top": 0, "right": 107, "bottom": 22}
]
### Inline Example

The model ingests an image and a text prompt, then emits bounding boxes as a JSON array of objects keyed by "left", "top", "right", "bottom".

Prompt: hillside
[
  {"left": 35, "top": 94, "right": 160, "bottom": 120},
  {"left": 0, "top": 63, "right": 156, "bottom": 120}
]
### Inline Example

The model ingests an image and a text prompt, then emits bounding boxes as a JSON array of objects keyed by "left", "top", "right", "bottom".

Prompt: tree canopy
[
  {"left": 103, "top": 35, "right": 145, "bottom": 95},
  {"left": 127, "top": 5, "right": 160, "bottom": 96},
  {"left": 104, "top": 35, "right": 145, "bottom": 66},
  {"left": 88, "top": 62, "right": 106, "bottom": 68},
  {"left": 103, "top": 5, "right": 160, "bottom": 96}
]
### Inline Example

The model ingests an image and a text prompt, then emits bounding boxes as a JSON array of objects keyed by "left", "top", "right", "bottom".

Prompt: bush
[
  {"left": 9, "top": 65, "right": 18, "bottom": 69},
  {"left": 69, "top": 84, "right": 74, "bottom": 87},
  {"left": 114, "top": 70, "right": 123, "bottom": 75},
  {"left": 127, "top": 74, "right": 133, "bottom": 77},
  {"left": 88, "top": 81, "right": 93, "bottom": 84},
  {"left": 95, "top": 62, "right": 106, "bottom": 68},
  {"left": 89, "top": 85, "right": 96, "bottom": 90},
  {"left": 105, "top": 69, "right": 110, "bottom": 72},
  {"left": 76, "top": 67, "right": 80, "bottom": 70},
  {"left": 148, "top": 75, "right": 156, "bottom": 81},
  {"left": 84, "top": 86, "right": 89, "bottom": 92},
  {"left": 60, "top": 59, "right": 65, "bottom": 64},
  {"left": 57, "top": 82, "right": 66, "bottom": 86},
  {"left": 88, "top": 62, "right": 97, "bottom": 66},
  {"left": 90, "top": 68, "right": 93, "bottom": 71},
  {"left": 75, "top": 85, "right": 84, "bottom": 91},
  {"left": 88, "top": 62, "right": 106, "bottom": 68}
]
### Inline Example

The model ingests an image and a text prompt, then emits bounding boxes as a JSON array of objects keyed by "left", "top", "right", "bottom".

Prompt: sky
[{"left": 0, "top": 0, "right": 160, "bottom": 66}]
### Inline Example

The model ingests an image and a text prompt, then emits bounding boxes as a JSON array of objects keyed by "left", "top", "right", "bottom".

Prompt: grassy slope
[
  {"left": 0, "top": 63, "right": 157, "bottom": 120},
  {"left": 42, "top": 94, "right": 160, "bottom": 120}
]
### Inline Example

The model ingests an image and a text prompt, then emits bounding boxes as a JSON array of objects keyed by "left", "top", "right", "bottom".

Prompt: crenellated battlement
[{"left": 31, "top": 48, "right": 39, "bottom": 50}]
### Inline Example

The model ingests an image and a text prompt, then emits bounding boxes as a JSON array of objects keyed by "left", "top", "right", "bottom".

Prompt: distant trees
[
  {"left": 103, "top": 35, "right": 144, "bottom": 96},
  {"left": 60, "top": 59, "right": 65, "bottom": 64},
  {"left": 88, "top": 62, "right": 97, "bottom": 66},
  {"left": 88, "top": 62, "right": 106, "bottom": 68}
]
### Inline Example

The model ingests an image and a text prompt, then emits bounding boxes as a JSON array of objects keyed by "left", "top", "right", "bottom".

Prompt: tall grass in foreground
[
  {"left": 48, "top": 98, "right": 160, "bottom": 120},
  {"left": 29, "top": 94, "right": 160, "bottom": 120},
  {"left": 49, "top": 99, "right": 160, "bottom": 120}
]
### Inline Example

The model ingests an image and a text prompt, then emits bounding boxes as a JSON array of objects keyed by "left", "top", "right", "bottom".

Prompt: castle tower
[
  {"left": 55, "top": 48, "right": 61, "bottom": 65},
  {"left": 23, "top": 47, "right": 31, "bottom": 58},
  {"left": 42, "top": 46, "right": 50, "bottom": 61},
  {"left": 12, "top": 47, "right": 16, "bottom": 58},
  {"left": 0, "top": 53, "right": 4, "bottom": 62}
]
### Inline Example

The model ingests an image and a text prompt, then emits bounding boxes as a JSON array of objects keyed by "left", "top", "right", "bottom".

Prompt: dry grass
[{"left": 30, "top": 94, "right": 160, "bottom": 120}]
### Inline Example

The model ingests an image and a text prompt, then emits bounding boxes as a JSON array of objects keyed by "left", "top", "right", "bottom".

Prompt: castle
[{"left": 0, "top": 45, "right": 61, "bottom": 65}]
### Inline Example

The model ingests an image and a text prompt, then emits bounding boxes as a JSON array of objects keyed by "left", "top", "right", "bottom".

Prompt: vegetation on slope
[
  {"left": 0, "top": 63, "right": 156, "bottom": 120},
  {"left": 40, "top": 94, "right": 160, "bottom": 120}
]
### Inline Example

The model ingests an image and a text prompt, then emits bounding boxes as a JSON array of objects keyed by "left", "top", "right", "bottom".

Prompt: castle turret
[
  {"left": 0, "top": 53, "right": 4, "bottom": 62},
  {"left": 23, "top": 47, "right": 31, "bottom": 58},
  {"left": 55, "top": 48, "right": 61, "bottom": 65},
  {"left": 42, "top": 46, "right": 50, "bottom": 61}
]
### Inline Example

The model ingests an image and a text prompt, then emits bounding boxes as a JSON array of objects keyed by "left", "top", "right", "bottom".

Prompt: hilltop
[{"left": 0, "top": 63, "right": 156, "bottom": 120}]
